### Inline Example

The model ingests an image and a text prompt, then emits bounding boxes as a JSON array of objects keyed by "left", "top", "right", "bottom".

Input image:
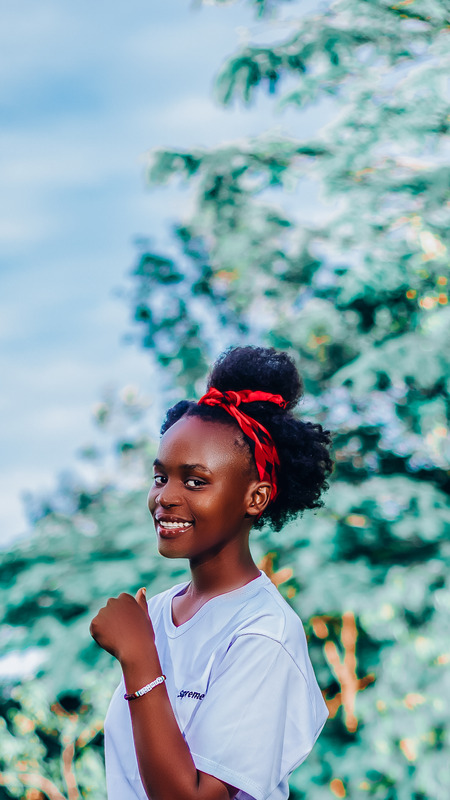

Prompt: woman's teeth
[{"left": 159, "top": 521, "right": 192, "bottom": 528}]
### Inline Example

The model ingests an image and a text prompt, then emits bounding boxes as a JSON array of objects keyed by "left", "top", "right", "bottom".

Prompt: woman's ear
[{"left": 246, "top": 482, "right": 272, "bottom": 518}]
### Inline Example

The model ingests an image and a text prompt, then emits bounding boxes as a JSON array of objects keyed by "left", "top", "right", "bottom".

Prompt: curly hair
[{"left": 160, "top": 346, "right": 333, "bottom": 532}]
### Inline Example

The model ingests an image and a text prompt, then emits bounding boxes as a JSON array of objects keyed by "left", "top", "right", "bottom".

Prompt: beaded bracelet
[{"left": 124, "top": 675, "right": 166, "bottom": 701}]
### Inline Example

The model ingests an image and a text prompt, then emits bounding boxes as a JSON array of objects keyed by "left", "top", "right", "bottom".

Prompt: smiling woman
[
  {"left": 90, "top": 345, "right": 333, "bottom": 800},
  {"left": 149, "top": 417, "right": 263, "bottom": 566}
]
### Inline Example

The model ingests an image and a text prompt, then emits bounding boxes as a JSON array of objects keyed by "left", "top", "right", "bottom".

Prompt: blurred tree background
[{"left": 1, "top": 0, "right": 449, "bottom": 798}]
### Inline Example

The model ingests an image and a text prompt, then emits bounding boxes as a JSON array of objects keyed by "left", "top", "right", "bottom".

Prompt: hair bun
[{"left": 207, "top": 346, "right": 302, "bottom": 411}]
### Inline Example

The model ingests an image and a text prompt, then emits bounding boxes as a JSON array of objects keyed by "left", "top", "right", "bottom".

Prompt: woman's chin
[{"left": 157, "top": 538, "right": 188, "bottom": 560}]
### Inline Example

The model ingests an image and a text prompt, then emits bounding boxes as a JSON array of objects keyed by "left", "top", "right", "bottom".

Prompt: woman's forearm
[{"left": 121, "top": 646, "right": 230, "bottom": 800}]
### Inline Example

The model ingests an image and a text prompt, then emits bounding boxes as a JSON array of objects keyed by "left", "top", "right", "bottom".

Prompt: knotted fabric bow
[{"left": 197, "top": 388, "right": 287, "bottom": 503}]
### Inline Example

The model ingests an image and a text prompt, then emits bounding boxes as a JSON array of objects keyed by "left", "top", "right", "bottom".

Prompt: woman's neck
[{"left": 188, "top": 541, "right": 260, "bottom": 599}]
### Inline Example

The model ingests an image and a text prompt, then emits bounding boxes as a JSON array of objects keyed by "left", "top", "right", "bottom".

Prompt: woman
[{"left": 90, "top": 345, "right": 332, "bottom": 800}]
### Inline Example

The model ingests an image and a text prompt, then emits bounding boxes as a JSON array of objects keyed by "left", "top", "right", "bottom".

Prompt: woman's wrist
[{"left": 120, "top": 642, "right": 162, "bottom": 693}]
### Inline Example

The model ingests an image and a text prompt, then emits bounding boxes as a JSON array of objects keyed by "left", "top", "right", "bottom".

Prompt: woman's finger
[{"left": 135, "top": 586, "right": 149, "bottom": 617}]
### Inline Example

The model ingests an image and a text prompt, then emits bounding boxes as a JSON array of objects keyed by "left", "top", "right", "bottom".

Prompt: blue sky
[{"left": 1, "top": 0, "right": 330, "bottom": 545}]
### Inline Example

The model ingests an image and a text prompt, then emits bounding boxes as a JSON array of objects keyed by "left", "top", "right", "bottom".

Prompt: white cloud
[{"left": 0, "top": 647, "right": 47, "bottom": 679}]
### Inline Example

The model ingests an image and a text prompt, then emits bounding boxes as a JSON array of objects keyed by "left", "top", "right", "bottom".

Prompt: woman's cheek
[{"left": 147, "top": 488, "right": 156, "bottom": 513}]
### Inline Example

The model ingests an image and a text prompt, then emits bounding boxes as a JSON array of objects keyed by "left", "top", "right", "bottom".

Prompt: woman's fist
[{"left": 89, "top": 588, "right": 155, "bottom": 665}]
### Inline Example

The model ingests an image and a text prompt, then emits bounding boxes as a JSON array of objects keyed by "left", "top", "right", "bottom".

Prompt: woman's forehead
[{"left": 157, "top": 415, "right": 247, "bottom": 468}]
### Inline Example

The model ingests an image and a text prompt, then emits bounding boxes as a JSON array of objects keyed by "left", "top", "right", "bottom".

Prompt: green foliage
[
  {"left": 0, "top": 397, "right": 191, "bottom": 797},
  {"left": 133, "top": 0, "right": 450, "bottom": 401},
  {"left": 1, "top": 400, "right": 191, "bottom": 697},
  {"left": 128, "top": 0, "right": 450, "bottom": 796},
  {"left": 217, "top": 0, "right": 450, "bottom": 105},
  {"left": 0, "top": 671, "right": 116, "bottom": 799}
]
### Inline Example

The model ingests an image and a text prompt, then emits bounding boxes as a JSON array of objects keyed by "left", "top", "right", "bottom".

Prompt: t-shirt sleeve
[{"left": 184, "top": 633, "right": 327, "bottom": 800}]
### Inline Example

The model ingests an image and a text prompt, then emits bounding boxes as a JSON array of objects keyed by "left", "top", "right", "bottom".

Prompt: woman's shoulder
[
  {"left": 233, "top": 573, "right": 313, "bottom": 673},
  {"left": 232, "top": 574, "right": 305, "bottom": 641}
]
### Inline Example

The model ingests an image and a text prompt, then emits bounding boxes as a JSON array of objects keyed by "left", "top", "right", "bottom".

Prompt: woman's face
[{"left": 147, "top": 415, "right": 257, "bottom": 563}]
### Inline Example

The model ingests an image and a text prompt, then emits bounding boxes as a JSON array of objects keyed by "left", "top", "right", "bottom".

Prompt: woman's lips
[{"left": 156, "top": 520, "right": 193, "bottom": 538}]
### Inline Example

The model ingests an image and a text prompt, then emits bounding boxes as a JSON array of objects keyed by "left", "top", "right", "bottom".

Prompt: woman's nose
[{"left": 156, "top": 482, "right": 181, "bottom": 508}]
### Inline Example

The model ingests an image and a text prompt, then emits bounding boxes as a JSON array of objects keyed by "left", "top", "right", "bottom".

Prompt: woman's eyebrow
[
  {"left": 182, "top": 463, "right": 212, "bottom": 474},
  {"left": 152, "top": 458, "right": 211, "bottom": 474}
]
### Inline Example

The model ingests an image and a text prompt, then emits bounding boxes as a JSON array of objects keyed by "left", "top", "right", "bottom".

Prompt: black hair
[{"left": 160, "top": 346, "right": 333, "bottom": 531}]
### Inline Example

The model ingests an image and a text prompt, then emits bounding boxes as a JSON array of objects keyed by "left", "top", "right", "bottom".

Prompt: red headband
[{"left": 197, "top": 388, "right": 287, "bottom": 503}]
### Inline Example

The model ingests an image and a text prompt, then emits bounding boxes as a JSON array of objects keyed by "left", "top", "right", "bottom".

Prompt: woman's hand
[{"left": 89, "top": 588, "right": 155, "bottom": 666}]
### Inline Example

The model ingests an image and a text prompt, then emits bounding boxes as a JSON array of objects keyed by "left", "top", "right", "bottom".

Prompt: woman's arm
[
  {"left": 122, "top": 641, "right": 236, "bottom": 800},
  {"left": 90, "top": 589, "right": 237, "bottom": 800}
]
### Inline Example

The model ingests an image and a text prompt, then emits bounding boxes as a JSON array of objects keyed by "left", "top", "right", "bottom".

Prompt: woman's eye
[
  {"left": 153, "top": 475, "right": 166, "bottom": 485},
  {"left": 186, "top": 478, "right": 206, "bottom": 488}
]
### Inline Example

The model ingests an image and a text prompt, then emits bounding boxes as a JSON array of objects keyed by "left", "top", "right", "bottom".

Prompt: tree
[
  {"left": 0, "top": 394, "right": 191, "bottom": 799},
  {"left": 129, "top": 1, "right": 450, "bottom": 797},
  {"left": 2, "top": 0, "right": 449, "bottom": 797}
]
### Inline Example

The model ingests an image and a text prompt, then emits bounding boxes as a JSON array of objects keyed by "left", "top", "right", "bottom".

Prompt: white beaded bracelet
[{"left": 124, "top": 675, "right": 166, "bottom": 701}]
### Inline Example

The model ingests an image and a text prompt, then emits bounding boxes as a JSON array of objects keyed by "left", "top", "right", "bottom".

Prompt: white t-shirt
[{"left": 104, "top": 570, "right": 328, "bottom": 800}]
